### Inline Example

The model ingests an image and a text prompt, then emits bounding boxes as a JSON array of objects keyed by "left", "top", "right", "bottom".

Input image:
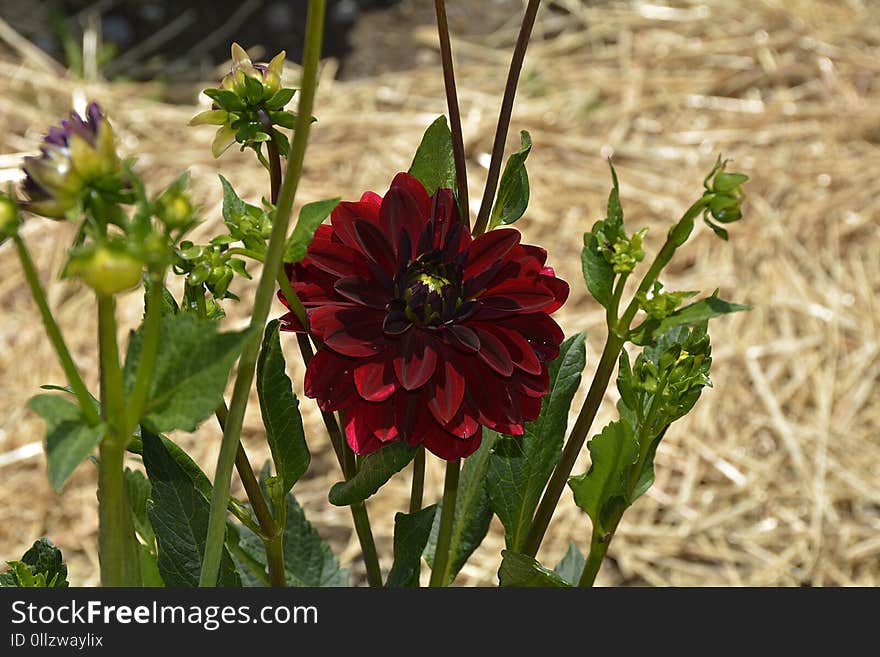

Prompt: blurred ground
[{"left": 0, "top": 0, "right": 878, "bottom": 586}]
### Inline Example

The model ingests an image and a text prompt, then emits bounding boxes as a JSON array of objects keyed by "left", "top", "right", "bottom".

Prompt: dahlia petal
[
  {"left": 353, "top": 219, "right": 397, "bottom": 272},
  {"left": 334, "top": 275, "right": 390, "bottom": 309},
  {"left": 344, "top": 405, "right": 386, "bottom": 455},
  {"left": 278, "top": 309, "right": 306, "bottom": 333},
  {"left": 421, "top": 425, "right": 482, "bottom": 460},
  {"left": 477, "top": 323, "right": 542, "bottom": 375},
  {"left": 390, "top": 172, "right": 432, "bottom": 220},
  {"left": 330, "top": 202, "right": 365, "bottom": 248},
  {"left": 479, "top": 280, "right": 556, "bottom": 312},
  {"left": 445, "top": 324, "right": 480, "bottom": 353},
  {"left": 307, "top": 240, "right": 368, "bottom": 278},
  {"left": 379, "top": 185, "right": 428, "bottom": 249},
  {"left": 354, "top": 359, "right": 397, "bottom": 402},
  {"left": 429, "top": 187, "right": 462, "bottom": 249},
  {"left": 501, "top": 314, "right": 565, "bottom": 362},
  {"left": 428, "top": 358, "right": 466, "bottom": 424},
  {"left": 471, "top": 325, "right": 514, "bottom": 377},
  {"left": 360, "top": 191, "right": 383, "bottom": 209},
  {"left": 464, "top": 228, "right": 520, "bottom": 278},
  {"left": 311, "top": 306, "right": 386, "bottom": 357},
  {"left": 383, "top": 310, "right": 413, "bottom": 336},
  {"left": 304, "top": 349, "right": 358, "bottom": 410},
  {"left": 393, "top": 330, "right": 438, "bottom": 390},
  {"left": 440, "top": 405, "right": 480, "bottom": 440},
  {"left": 539, "top": 273, "right": 570, "bottom": 313}
]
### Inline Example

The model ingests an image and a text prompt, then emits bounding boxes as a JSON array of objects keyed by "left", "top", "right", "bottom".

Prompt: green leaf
[
  {"left": 123, "top": 313, "right": 252, "bottom": 434},
  {"left": 236, "top": 492, "right": 348, "bottom": 587},
  {"left": 408, "top": 115, "right": 456, "bottom": 196},
  {"left": 328, "top": 442, "right": 417, "bottom": 506},
  {"left": 488, "top": 130, "right": 531, "bottom": 229},
  {"left": 283, "top": 198, "right": 341, "bottom": 264},
  {"left": 143, "top": 430, "right": 240, "bottom": 587},
  {"left": 128, "top": 429, "right": 213, "bottom": 500},
  {"left": 125, "top": 468, "right": 155, "bottom": 547},
  {"left": 554, "top": 541, "right": 586, "bottom": 586},
  {"left": 425, "top": 431, "right": 498, "bottom": 585},
  {"left": 257, "top": 320, "right": 310, "bottom": 496},
  {"left": 386, "top": 505, "right": 438, "bottom": 588},
  {"left": 581, "top": 162, "right": 627, "bottom": 308},
  {"left": 28, "top": 395, "right": 106, "bottom": 492},
  {"left": 219, "top": 174, "right": 247, "bottom": 224},
  {"left": 581, "top": 228, "right": 615, "bottom": 309},
  {"left": 568, "top": 420, "right": 639, "bottom": 535},
  {"left": 605, "top": 161, "right": 624, "bottom": 231},
  {"left": 0, "top": 539, "right": 69, "bottom": 588},
  {"left": 138, "top": 544, "right": 164, "bottom": 587},
  {"left": 498, "top": 550, "right": 570, "bottom": 587},
  {"left": 202, "top": 88, "right": 245, "bottom": 111},
  {"left": 629, "top": 292, "right": 749, "bottom": 346},
  {"left": 487, "top": 333, "right": 586, "bottom": 550}
]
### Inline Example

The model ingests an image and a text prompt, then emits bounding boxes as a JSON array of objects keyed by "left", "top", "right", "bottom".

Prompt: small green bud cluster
[
  {"left": 702, "top": 159, "right": 748, "bottom": 240},
  {"left": 618, "top": 324, "right": 713, "bottom": 432},
  {"left": 636, "top": 282, "right": 698, "bottom": 320},
  {"left": 190, "top": 44, "right": 299, "bottom": 159}
]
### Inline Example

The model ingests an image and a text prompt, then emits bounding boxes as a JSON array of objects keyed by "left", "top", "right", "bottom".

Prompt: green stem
[
  {"left": 429, "top": 458, "right": 460, "bottom": 587},
  {"left": 434, "top": 0, "right": 469, "bottom": 226},
  {"left": 472, "top": 0, "right": 541, "bottom": 235},
  {"left": 97, "top": 295, "right": 125, "bottom": 434},
  {"left": 97, "top": 441, "right": 141, "bottom": 586},
  {"left": 523, "top": 333, "right": 623, "bottom": 557},
  {"left": 579, "top": 526, "right": 610, "bottom": 587},
  {"left": 124, "top": 270, "right": 165, "bottom": 435},
  {"left": 409, "top": 447, "right": 425, "bottom": 514},
  {"left": 13, "top": 233, "right": 100, "bottom": 426},
  {"left": 96, "top": 294, "right": 140, "bottom": 586},
  {"left": 343, "top": 446, "right": 383, "bottom": 587},
  {"left": 522, "top": 197, "right": 713, "bottom": 559},
  {"left": 199, "top": 0, "right": 325, "bottom": 588}
]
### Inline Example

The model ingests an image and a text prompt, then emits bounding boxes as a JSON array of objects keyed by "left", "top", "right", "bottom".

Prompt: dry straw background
[{"left": 0, "top": 0, "right": 878, "bottom": 586}]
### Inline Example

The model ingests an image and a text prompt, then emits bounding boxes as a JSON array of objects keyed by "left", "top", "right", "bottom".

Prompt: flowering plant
[{"left": 1, "top": 0, "right": 747, "bottom": 589}]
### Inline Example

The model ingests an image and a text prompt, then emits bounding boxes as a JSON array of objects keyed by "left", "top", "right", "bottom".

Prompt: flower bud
[
  {"left": 0, "top": 194, "right": 20, "bottom": 241},
  {"left": 67, "top": 241, "right": 144, "bottom": 296},
  {"left": 22, "top": 103, "right": 124, "bottom": 220}
]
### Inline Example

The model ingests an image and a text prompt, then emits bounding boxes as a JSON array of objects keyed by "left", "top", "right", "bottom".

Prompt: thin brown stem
[
  {"left": 434, "top": 0, "right": 469, "bottom": 226},
  {"left": 472, "top": 0, "right": 541, "bottom": 235}
]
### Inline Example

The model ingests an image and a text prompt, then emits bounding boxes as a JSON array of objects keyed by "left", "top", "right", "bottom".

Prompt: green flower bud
[
  {"left": 0, "top": 194, "right": 20, "bottom": 241},
  {"left": 67, "top": 242, "right": 144, "bottom": 296}
]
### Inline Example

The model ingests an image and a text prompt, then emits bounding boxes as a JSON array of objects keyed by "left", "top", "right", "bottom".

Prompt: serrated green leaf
[
  {"left": 629, "top": 292, "right": 749, "bottom": 346},
  {"left": 236, "top": 492, "right": 348, "bottom": 587},
  {"left": 498, "top": 550, "right": 570, "bottom": 587},
  {"left": 257, "top": 320, "right": 310, "bottom": 496},
  {"left": 125, "top": 468, "right": 155, "bottom": 547},
  {"left": 329, "top": 442, "right": 416, "bottom": 506},
  {"left": 123, "top": 313, "right": 251, "bottom": 434},
  {"left": 283, "top": 198, "right": 341, "bottom": 264},
  {"left": 386, "top": 505, "right": 437, "bottom": 588},
  {"left": 0, "top": 539, "right": 69, "bottom": 588},
  {"left": 408, "top": 115, "right": 456, "bottom": 196},
  {"left": 28, "top": 395, "right": 107, "bottom": 492},
  {"left": 554, "top": 541, "right": 586, "bottom": 585},
  {"left": 143, "top": 430, "right": 240, "bottom": 587},
  {"left": 487, "top": 333, "right": 586, "bottom": 550},
  {"left": 425, "top": 431, "right": 497, "bottom": 585},
  {"left": 489, "top": 130, "right": 532, "bottom": 229},
  {"left": 568, "top": 420, "right": 639, "bottom": 535}
]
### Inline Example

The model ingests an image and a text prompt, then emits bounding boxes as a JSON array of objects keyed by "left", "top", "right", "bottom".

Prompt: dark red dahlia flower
[{"left": 279, "top": 173, "right": 568, "bottom": 460}]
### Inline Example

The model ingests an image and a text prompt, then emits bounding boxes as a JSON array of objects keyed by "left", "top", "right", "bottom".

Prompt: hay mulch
[{"left": 0, "top": 0, "right": 878, "bottom": 586}]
